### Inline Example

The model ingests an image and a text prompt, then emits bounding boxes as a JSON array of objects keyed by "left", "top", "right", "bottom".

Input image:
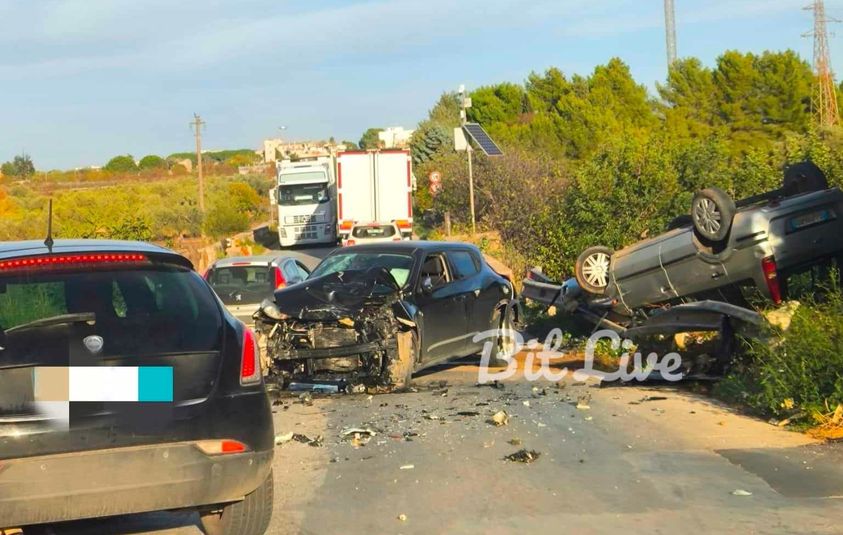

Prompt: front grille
[
  {"left": 286, "top": 214, "right": 322, "bottom": 225},
  {"left": 292, "top": 225, "right": 319, "bottom": 240}
]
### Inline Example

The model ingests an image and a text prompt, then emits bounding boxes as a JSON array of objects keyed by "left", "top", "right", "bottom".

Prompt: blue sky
[{"left": 0, "top": 0, "right": 837, "bottom": 170}]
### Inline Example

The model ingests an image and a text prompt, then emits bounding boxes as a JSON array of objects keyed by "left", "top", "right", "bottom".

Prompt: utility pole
[
  {"left": 458, "top": 84, "right": 476, "bottom": 235},
  {"left": 804, "top": 0, "right": 840, "bottom": 128},
  {"left": 191, "top": 113, "right": 206, "bottom": 213},
  {"left": 664, "top": 0, "right": 678, "bottom": 69}
]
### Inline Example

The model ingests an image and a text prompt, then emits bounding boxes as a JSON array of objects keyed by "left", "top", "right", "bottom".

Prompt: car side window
[
  {"left": 295, "top": 261, "right": 311, "bottom": 280},
  {"left": 282, "top": 261, "right": 299, "bottom": 283},
  {"left": 448, "top": 250, "right": 480, "bottom": 280},
  {"left": 419, "top": 254, "right": 451, "bottom": 290}
]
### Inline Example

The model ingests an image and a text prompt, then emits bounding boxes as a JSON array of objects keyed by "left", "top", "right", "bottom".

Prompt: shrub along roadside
[{"left": 715, "top": 283, "right": 843, "bottom": 423}]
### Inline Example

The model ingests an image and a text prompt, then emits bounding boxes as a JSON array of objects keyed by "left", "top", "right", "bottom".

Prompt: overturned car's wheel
[
  {"left": 691, "top": 187, "right": 735, "bottom": 243},
  {"left": 199, "top": 469, "right": 273, "bottom": 535},
  {"left": 575, "top": 246, "right": 613, "bottom": 295},
  {"left": 783, "top": 161, "right": 828, "bottom": 196}
]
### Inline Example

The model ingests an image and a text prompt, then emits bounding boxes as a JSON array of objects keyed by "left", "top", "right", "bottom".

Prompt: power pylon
[
  {"left": 804, "top": 0, "right": 840, "bottom": 128},
  {"left": 664, "top": 0, "right": 678, "bottom": 68}
]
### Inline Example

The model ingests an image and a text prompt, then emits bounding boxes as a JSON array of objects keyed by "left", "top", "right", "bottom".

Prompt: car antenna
[{"left": 44, "top": 199, "right": 54, "bottom": 253}]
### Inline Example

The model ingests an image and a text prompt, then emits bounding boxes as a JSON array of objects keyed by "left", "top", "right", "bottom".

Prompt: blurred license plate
[{"left": 787, "top": 209, "right": 835, "bottom": 232}]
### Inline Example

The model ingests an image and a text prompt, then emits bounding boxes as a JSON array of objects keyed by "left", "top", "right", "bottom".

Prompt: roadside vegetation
[
  {"left": 0, "top": 173, "right": 271, "bottom": 245},
  {"left": 410, "top": 50, "right": 843, "bottom": 278},
  {"left": 717, "top": 283, "right": 843, "bottom": 428}
]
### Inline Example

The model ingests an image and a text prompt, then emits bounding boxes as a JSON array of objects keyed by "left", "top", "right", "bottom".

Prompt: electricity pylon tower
[{"left": 804, "top": 0, "right": 840, "bottom": 128}]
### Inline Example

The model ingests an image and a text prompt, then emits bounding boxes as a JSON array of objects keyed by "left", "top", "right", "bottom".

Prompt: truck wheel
[
  {"left": 199, "top": 470, "right": 273, "bottom": 535},
  {"left": 575, "top": 246, "right": 613, "bottom": 295},
  {"left": 386, "top": 330, "right": 418, "bottom": 391},
  {"left": 691, "top": 187, "right": 735, "bottom": 243},
  {"left": 783, "top": 161, "right": 828, "bottom": 196}
]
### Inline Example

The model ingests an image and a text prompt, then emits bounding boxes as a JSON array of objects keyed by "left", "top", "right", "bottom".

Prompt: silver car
[
  {"left": 573, "top": 162, "right": 843, "bottom": 318},
  {"left": 204, "top": 255, "right": 310, "bottom": 324}
]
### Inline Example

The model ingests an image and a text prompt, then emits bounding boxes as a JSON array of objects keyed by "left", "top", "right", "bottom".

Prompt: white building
[{"left": 378, "top": 127, "right": 414, "bottom": 149}]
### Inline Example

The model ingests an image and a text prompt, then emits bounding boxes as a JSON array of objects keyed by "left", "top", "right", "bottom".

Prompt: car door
[
  {"left": 444, "top": 249, "right": 490, "bottom": 354},
  {"left": 414, "top": 252, "right": 469, "bottom": 362}
]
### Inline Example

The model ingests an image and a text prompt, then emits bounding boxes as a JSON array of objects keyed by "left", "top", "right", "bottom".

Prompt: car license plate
[{"left": 787, "top": 209, "right": 835, "bottom": 233}]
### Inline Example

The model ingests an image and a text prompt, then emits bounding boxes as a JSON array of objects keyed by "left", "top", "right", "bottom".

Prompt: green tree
[
  {"left": 341, "top": 140, "right": 359, "bottom": 150},
  {"left": 138, "top": 154, "right": 166, "bottom": 170},
  {"left": 358, "top": 128, "right": 383, "bottom": 150},
  {"left": 104, "top": 155, "right": 138, "bottom": 173},
  {"left": 1, "top": 153, "right": 35, "bottom": 178}
]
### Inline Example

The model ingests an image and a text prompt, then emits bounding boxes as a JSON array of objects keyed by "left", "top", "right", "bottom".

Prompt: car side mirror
[{"left": 420, "top": 276, "right": 434, "bottom": 295}]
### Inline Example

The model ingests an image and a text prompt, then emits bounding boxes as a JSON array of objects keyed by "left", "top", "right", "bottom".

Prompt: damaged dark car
[{"left": 254, "top": 242, "right": 518, "bottom": 391}]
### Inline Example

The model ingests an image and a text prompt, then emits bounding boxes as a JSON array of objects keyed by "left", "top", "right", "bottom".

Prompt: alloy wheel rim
[{"left": 582, "top": 252, "right": 610, "bottom": 288}]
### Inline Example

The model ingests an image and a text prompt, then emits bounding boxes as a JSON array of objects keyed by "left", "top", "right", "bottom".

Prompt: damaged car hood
[{"left": 273, "top": 267, "right": 402, "bottom": 320}]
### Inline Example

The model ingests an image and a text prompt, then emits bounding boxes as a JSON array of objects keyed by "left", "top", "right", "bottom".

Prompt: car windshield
[
  {"left": 309, "top": 253, "right": 414, "bottom": 288},
  {"left": 0, "top": 265, "right": 222, "bottom": 361},
  {"left": 207, "top": 265, "right": 274, "bottom": 305},
  {"left": 278, "top": 181, "right": 329, "bottom": 206}
]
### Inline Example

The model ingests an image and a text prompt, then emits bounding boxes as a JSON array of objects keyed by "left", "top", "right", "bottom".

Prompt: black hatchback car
[
  {"left": 0, "top": 240, "right": 274, "bottom": 534},
  {"left": 255, "top": 241, "right": 518, "bottom": 390}
]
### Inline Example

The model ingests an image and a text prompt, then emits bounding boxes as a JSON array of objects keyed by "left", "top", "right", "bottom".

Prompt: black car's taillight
[
  {"left": 761, "top": 256, "right": 782, "bottom": 305},
  {"left": 240, "top": 326, "right": 261, "bottom": 385}
]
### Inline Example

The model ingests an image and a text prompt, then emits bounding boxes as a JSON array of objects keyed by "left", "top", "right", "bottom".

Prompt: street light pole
[{"left": 459, "top": 84, "right": 476, "bottom": 235}]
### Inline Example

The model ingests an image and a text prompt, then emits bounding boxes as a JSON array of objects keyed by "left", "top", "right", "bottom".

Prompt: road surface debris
[{"left": 504, "top": 449, "right": 541, "bottom": 464}]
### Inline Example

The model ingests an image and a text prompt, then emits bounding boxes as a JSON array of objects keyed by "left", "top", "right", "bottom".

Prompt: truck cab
[{"left": 274, "top": 158, "right": 337, "bottom": 247}]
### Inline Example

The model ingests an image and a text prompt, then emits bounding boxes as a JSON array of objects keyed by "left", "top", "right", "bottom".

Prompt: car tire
[
  {"left": 199, "top": 470, "right": 273, "bottom": 535},
  {"left": 386, "top": 330, "right": 418, "bottom": 391},
  {"left": 691, "top": 187, "right": 735, "bottom": 243},
  {"left": 488, "top": 303, "right": 517, "bottom": 368},
  {"left": 783, "top": 161, "right": 829, "bottom": 196},
  {"left": 575, "top": 246, "right": 613, "bottom": 295}
]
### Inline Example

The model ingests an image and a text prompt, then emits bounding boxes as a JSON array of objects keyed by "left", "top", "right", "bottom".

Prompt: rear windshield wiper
[{"left": 4, "top": 312, "right": 96, "bottom": 335}]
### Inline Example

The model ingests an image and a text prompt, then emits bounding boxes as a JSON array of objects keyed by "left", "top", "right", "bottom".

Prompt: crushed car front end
[{"left": 255, "top": 267, "right": 416, "bottom": 390}]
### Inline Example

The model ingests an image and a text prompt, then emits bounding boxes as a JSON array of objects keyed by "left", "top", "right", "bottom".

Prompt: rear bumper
[{"left": 0, "top": 442, "right": 273, "bottom": 526}]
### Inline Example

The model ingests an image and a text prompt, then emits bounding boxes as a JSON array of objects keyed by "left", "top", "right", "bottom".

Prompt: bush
[
  {"left": 204, "top": 202, "right": 249, "bottom": 237},
  {"left": 717, "top": 283, "right": 843, "bottom": 418}
]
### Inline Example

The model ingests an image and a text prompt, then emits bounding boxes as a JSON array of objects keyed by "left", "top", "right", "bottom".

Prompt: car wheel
[
  {"left": 199, "top": 469, "right": 273, "bottom": 535},
  {"left": 783, "top": 161, "right": 828, "bottom": 196},
  {"left": 575, "top": 246, "right": 613, "bottom": 295},
  {"left": 386, "top": 330, "right": 418, "bottom": 391},
  {"left": 487, "top": 303, "right": 517, "bottom": 368},
  {"left": 691, "top": 187, "right": 735, "bottom": 243}
]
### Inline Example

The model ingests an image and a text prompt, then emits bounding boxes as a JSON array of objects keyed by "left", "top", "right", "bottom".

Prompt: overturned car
[
  {"left": 255, "top": 242, "right": 518, "bottom": 391},
  {"left": 523, "top": 161, "right": 843, "bottom": 373}
]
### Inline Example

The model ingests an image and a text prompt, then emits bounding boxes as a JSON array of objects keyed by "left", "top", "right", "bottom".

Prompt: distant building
[
  {"left": 262, "top": 139, "right": 347, "bottom": 162},
  {"left": 378, "top": 127, "right": 414, "bottom": 149}
]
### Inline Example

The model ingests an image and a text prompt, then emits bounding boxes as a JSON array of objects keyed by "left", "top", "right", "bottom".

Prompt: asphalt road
[
  {"left": 36, "top": 357, "right": 843, "bottom": 535},
  {"left": 25, "top": 245, "right": 843, "bottom": 534}
]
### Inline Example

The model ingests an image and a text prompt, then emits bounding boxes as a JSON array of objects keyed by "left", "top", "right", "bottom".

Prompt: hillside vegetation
[{"left": 411, "top": 50, "right": 843, "bottom": 278}]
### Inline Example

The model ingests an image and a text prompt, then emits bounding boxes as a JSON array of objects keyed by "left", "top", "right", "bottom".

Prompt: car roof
[
  {"left": 212, "top": 254, "right": 288, "bottom": 268},
  {"left": 0, "top": 239, "right": 184, "bottom": 262},
  {"left": 330, "top": 240, "right": 480, "bottom": 255}
]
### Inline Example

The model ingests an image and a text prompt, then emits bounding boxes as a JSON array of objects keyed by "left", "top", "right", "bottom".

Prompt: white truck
[
  {"left": 336, "top": 149, "right": 414, "bottom": 244},
  {"left": 273, "top": 158, "right": 337, "bottom": 247}
]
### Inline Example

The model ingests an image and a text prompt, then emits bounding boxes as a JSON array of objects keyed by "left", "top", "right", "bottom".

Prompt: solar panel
[{"left": 462, "top": 123, "right": 503, "bottom": 156}]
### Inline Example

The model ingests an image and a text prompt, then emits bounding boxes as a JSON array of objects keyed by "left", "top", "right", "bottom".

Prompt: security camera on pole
[{"left": 454, "top": 84, "right": 503, "bottom": 236}]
